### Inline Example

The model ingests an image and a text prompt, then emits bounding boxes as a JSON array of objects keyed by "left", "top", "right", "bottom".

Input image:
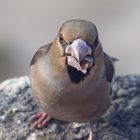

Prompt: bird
[{"left": 29, "top": 19, "right": 115, "bottom": 140}]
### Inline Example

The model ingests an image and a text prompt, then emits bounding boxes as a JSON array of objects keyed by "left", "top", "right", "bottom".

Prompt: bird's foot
[
  {"left": 88, "top": 122, "right": 97, "bottom": 140},
  {"left": 29, "top": 112, "right": 51, "bottom": 129},
  {"left": 88, "top": 129, "right": 95, "bottom": 140}
]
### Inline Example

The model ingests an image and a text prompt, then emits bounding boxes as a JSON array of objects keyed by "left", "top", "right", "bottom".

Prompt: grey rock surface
[{"left": 0, "top": 75, "right": 140, "bottom": 140}]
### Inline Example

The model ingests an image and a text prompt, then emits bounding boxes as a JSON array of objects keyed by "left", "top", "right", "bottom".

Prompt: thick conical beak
[
  {"left": 65, "top": 38, "right": 91, "bottom": 62},
  {"left": 65, "top": 39, "right": 93, "bottom": 74}
]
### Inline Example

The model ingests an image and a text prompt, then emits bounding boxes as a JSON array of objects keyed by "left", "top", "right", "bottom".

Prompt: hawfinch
[{"left": 29, "top": 19, "right": 114, "bottom": 140}]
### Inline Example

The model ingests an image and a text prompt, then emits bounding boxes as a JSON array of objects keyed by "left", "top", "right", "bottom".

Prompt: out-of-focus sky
[{"left": 0, "top": 0, "right": 140, "bottom": 82}]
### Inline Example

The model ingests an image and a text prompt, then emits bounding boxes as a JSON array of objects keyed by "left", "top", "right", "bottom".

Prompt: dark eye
[
  {"left": 59, "top": 33, "right": 67, "bottom": 48},
  {"left": 59, "top": 34, "right": 64, "bottom": 43}
]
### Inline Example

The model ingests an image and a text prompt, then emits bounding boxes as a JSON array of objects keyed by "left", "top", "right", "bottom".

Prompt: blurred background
[{"left": 0, "top": 0, "right": 140, "bottom": 82}]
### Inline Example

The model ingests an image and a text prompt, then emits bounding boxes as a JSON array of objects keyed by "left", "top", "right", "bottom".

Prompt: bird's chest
[
  {"left": 44, "top": 80, "right": 110, "bottom": 123},
  {"left": 36, "top": 63, "right": 111, "bottom": 122}
]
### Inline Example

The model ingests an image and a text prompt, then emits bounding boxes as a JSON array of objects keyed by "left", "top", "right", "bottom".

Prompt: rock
[{"left": 0, "top": 75, "right": 140, "bottom": 140}]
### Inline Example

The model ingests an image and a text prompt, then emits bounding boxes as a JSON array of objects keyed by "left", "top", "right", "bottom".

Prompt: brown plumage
[{"left": 29, "top": 19, "right": 114, "bottom": 139}]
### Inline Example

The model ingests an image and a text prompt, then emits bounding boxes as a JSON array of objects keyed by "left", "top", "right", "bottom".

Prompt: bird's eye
[
  {"left": 59, "top": 34, "right": 64, "bottom": 43},
  {"left": 59, "top": 34, "right": 67, "bottom": 48}
]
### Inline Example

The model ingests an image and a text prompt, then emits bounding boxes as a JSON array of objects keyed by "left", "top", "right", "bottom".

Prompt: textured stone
[{"left": 0, "top": 75, "right": 140, "bottom": 140}]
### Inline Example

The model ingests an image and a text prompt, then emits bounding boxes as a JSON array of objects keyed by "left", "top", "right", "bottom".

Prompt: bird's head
[{"left": 52, "top": 19, "right": 100, "bottom": 74}]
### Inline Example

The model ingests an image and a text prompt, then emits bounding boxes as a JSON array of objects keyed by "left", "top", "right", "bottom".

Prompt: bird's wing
[
  {"left": 30, "top": 43, "right": 52, "bottom": 66},
  {"left": 104, "top": 52, "right": 115, "bottom": 83}
]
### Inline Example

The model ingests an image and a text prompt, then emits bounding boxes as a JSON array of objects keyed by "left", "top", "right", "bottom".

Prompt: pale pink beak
[
  {"left": 65, "top": 38, "right": 91, "bottom": 63},
  {"left": 65, "top": 39, "right": 93, "bottom": 74}
]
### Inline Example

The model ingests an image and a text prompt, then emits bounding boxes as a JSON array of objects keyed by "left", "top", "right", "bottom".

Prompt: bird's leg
[
  {"left": 29, "top": 112, "right": 51, "bottom": 129},
  {"left": 88, "top": 121, "right": 98, "bottom": 140}
]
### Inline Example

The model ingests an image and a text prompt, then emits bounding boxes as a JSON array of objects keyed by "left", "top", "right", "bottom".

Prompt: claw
[{"left": 29, "top": 112, "right": 51, "bottom": 129}]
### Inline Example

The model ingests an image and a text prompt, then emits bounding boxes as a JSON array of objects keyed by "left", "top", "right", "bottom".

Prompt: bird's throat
[{"left": 67, "top": 56, "right": 93, "bottom": 74}]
